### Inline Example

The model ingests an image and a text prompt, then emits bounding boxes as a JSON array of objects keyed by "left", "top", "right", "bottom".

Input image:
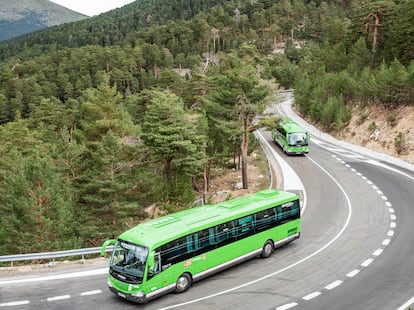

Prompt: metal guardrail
[{"left": 0, "top": 246, "right": 113, "bottom": 267}]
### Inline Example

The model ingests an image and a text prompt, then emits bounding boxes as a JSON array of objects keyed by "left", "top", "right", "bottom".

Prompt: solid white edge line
[
  {"left": 397, "top": 296, "right": 414, "bottom": 310},
  {"left": 156, "top": 153, "right": 353, "bottom": 310},
  {"left": 0, "top": 268, "right": 108, "bottom": 285},
  {"left": 0, "top": 301, "right": 30, "bottom": 307}
]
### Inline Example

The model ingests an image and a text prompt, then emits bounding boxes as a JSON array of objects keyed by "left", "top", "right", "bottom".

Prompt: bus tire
[
  {"left": 261, "top": 240, "right": 274, "bottom": 258},
  {"left": 175, "top": 273, "right": 192, "bottom": 293}
]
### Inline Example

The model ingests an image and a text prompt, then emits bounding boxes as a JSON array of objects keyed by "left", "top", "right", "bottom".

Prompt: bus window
[
  {"left": 215, "top": 221, "right": 234, "bottom": 244},
  {"left": 256, "top": 209, "right": 273, "bottom": 230},
  {"left": 236, "top": 215, "right": 253, "bottom": 236}
]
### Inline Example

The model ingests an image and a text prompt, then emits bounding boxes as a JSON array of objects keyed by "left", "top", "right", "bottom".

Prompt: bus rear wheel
[
  {"left": 175, "top": 273, "right": 192, "bottom": 293},
  {"left": 261, "top": 240, "right": 274, "bottom": 258}
]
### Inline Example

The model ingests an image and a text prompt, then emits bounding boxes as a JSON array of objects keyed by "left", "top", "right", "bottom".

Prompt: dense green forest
[{"left": 0, "top": 0, "right": 413, "bottom": 255}]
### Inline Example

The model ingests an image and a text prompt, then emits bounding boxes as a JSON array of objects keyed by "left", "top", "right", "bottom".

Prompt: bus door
[{"left": 146, "top": 252, "right": 172, "bottom": 293}]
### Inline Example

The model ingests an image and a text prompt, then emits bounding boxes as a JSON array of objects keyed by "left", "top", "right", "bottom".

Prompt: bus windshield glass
[
  {"left": 288, "top": 132, "right": 308, "bottom": 146},
  {"left": 110, "top": 240, "right": 148, "bottom": 282}
]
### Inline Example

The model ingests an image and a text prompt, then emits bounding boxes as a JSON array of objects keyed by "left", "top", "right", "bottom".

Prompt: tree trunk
[
  {"left": 165, "top": 157, "right": 172, "bottom": 182},
  {"left": 241, "top": 129, "right": 249, "bottom": 189},
  {"left": 203, "top": 162, "right": 208, "bottom": 205}
]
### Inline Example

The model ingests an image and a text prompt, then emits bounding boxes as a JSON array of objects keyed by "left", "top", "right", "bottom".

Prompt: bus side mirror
[{"left": 101, "top": 239, "right": 116, "bottom": 257}]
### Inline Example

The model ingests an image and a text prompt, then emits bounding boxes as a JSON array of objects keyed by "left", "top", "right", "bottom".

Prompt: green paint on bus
[
  {"left": 101, "top": 189, "right": 301, "bottom": 303},
  {"left": 271, "top": 117, "right": 310, "bottom": 155}
]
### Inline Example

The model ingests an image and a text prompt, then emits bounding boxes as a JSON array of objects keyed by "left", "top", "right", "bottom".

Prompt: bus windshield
[
  {"left": 110, "top": 240, "right": 148, "bottom": 283},
  {"left": 288, "top": 132, "right": 308, "bottom": 146}
]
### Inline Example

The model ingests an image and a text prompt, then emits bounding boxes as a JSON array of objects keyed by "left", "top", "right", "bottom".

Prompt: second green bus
[{"left": 271, "top": 117, "right": 310, "bottom": 155}]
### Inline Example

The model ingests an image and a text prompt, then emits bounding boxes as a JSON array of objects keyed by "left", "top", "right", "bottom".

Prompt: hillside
[
  {"left": 0, "top": 0, "right": 87, "bottom": 41},
  {"left": 339, "top": 105, "right": 414, "bottom": 164}
]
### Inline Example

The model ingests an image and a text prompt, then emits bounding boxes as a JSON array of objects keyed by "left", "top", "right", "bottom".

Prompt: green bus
[
  {"left": 271, "top": 117, "right": 310, "bottom": 155},
  {"left": 101, "top": 189, "right": 301, "bottom": 303}
]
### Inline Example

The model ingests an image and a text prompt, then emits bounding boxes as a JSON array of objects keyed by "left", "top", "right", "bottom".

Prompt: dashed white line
[
  {"left": 302, "top": 291, "right": 321, "bottom": 300},
  {"left": 361, "top": 258, "right": 374, "bottom": 267},
  {"left": 390, "top": 222, "right": 397, "bottom": 228},
  {"left": 325, "top": 280, "right": 343, "bottom": 290},
  {"left": 47, "top": 295, "right": 70, "bottom": 301},
  {"left": 383, "top": 239, "right": 391, "bottom": 246},
  {"left": 80, "top": 290, "right": 102, "bottom": 296},
  {"left": 386, "top": 201, "right": 392, "bottom": 207},
  {"left": 373, "top": 249, "right": 383, "bottom": 256},
  {"left": 388, "top": 207, "right": 395, "bottom": 213},
  {"left": 390, "top": 214, "right": 396, "bottom": 221},
  {"left": 276, "top": 302, "right": 298, "bottom": 310},
  {"left": 346, "top": 269, "right": 360, "bottom": 278},
  {"left": 0, "top": 301, "right": 30, "bottom": 307},
  {"left": 387, "top": 230, "right": 395, "bottom": 237},
  {"left": 381, "top": 195, "right": 388, "bottom": 200}
]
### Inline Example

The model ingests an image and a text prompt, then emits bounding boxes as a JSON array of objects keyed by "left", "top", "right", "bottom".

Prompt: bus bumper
[{"left": 108, "top": 286, "right": 147, "bottom": 304}]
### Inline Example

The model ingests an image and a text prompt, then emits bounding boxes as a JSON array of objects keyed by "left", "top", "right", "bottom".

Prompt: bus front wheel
[
  {"left": 261, "top": 240, "right": 274, "bottom": 258},
  {"left": 175, "top": 273, "right": 192, "bottom": 293}
]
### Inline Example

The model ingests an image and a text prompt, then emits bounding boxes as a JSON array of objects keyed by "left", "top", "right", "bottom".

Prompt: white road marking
[
  {"left": 325, "top": 280, "right": 343, "bottom": 290},
  {"left": 0, "top": 301, "right": 30, "bottom": 307},
  {"left": 382, "top": 239, "right": 391, "bottom": 246},
  {"left": 361, "top": 258, "right": 374, "bottom": 267},
  {"left": 346, "top": 269, "right": 360, "bottom": 278},
  {"left": 276, "top": 302, "right": 298, "bottom": 310},
  {"left": 80, "top": 290, "right": 102, "bottom": 296},
  {"left": 47, "top": 295, "right": 70, "bottom": 301},
  {"left": 387, "top": 230, "right": 395, "bottom": 237},
  {"left": 373, "top": 249, "right": 383, "bottom": 256},
  {"left": 397, "top": 296, "right": 414, "bottom": 310},
  {"left": 302, "top": 291, "right": 321, "bottom": 300},
  {"left": 0, "top": 268, "right": 108, "bottom": 285}
]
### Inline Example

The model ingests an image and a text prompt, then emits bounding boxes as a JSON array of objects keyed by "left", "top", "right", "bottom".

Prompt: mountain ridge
[{"left": 0, "top": 0, "right": 88, "bottom": 41}]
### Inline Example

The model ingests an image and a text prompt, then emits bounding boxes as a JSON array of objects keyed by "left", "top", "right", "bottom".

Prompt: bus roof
[
  {"left": 118, "top": 189, "right": 299, "bottom": 250},
  {"left": 279, "top": 117, "right": 307, "bottom": 133}
]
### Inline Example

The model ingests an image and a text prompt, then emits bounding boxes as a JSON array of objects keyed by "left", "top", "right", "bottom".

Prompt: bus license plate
[{"left": 118, "top": 292, "right": 126, "bottom": 298}]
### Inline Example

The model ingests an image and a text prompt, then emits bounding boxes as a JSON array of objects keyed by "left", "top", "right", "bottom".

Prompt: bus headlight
[{"left": 131, "top": 291, "right": 145, "bottom": 298}]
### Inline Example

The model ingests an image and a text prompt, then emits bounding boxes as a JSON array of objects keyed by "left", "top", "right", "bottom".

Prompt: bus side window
[
  {"left": 215, "top": 221, "right": 233, "bottom": 243},
  {"left": 236, "top": 215, "right": 253, "bottom": 236},
  {"left": 197, "top": 229, "right": 210, "bottom": 249}
]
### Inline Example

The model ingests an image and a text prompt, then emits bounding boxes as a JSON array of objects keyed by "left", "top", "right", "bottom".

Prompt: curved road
[{"left": 1, "top": 95, "right": 414, "bottom": 310}]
